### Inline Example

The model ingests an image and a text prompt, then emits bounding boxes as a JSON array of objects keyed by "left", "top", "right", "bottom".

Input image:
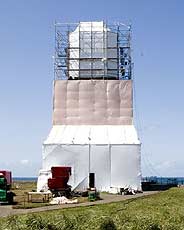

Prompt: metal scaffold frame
[{"left": 54, "top": 21, "right": 132, "bottom": 80}]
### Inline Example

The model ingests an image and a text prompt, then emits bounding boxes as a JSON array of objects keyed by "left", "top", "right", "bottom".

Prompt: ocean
[
  {"left": 13, "top": 177, "right": 37, "bottom": 181},
  {"left": 142, "top": 177, "right": 184, "bottom": 185},
  {"left": 13, "top": 177, "right": 184, "bottom": 185}
]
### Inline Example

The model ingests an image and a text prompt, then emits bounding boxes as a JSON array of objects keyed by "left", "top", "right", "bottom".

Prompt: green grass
[{"left": 1, "top": 188, "right": 184, "bottom": 229}]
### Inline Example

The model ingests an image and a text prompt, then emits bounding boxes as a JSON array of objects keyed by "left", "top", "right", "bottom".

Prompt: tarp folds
[
  {"left": 44, "top": 125, "right": 140, "bottom": 145},
  {"left": 37, "top": 169, "right": 51, "bottom": 192},
  {"left": 53, "top": 80, "right": 133, "bottom": 125},
  {"left": 43, "top": 145, "right": 89, "bottom": 191},
  {"left": 90, "top": 145, "right": 111, "bottom": 191},
  {"left": 40, "top": 125, "right": 141, "bottom": 192},
  {"left": 111, "top": 145, "right": 141, "bottom": 190}
]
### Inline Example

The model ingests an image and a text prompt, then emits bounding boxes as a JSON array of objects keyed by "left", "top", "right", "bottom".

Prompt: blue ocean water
[
  {"left": 142, "top": 177, "right": 184, "bottom": 185},
  {"left": 13, "top": 177, "right": 37, "bottom": 181},
  {"left": 13, "top": 177, "right": 184, "bottom": 185}
]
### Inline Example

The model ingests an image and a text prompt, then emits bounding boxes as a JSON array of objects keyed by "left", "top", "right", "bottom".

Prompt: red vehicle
[
  {"left": 0, "top": 170, "right": 14, "bottom": 204},
  {"left": 0, "top": 171, "right": 12, "bottom": 189}
]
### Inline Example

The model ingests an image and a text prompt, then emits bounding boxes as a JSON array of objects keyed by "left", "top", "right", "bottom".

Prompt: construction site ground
[{"left": 0, "top": 191, "right": 158, "bottom": 218}]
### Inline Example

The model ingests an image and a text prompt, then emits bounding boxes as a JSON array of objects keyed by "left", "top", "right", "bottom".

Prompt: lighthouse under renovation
[{"left": 37, "top": 21, "right": 141, "bottom": 193}]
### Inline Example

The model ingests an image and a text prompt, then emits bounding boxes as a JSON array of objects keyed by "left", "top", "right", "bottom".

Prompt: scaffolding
[{"left": 54, "top": 21, "right": 132, "bottom": 80}]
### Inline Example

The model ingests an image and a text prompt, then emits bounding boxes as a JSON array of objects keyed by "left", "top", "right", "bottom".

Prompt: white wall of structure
[{"left": 38, "top": 125, "right": 141, "bottom": 192}]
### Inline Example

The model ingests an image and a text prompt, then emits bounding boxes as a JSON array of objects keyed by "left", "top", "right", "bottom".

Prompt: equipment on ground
[
  {"left": 0, "top": 170, "right": 14, "bottom": 204},
  {"left": 48, "top": 166, "right": 71, "bottom": 197}
]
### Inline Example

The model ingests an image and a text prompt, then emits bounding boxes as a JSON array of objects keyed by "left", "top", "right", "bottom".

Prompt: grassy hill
[{"left": 1, "top": 188, "right": 184, "bottom": 229}]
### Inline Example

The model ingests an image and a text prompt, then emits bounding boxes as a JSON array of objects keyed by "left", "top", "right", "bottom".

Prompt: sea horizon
[{"left": 12, "top": 176, "right": 184, "bottom": 185}]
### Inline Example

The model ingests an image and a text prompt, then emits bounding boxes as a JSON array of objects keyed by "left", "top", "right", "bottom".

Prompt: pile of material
[
  {"left": 50, "top": 196, "right": 78, "bottom": 205},
  {"left": 124, "top": 187, "right": 136, "bottom": 195}
]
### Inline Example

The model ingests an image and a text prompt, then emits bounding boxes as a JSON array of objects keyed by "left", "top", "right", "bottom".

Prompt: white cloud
[{"left": 20, "top": 159, "right": 29, "bottom": 165}]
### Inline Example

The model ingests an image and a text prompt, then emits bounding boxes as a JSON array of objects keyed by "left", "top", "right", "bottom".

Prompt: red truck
[
  {"left": 0, "top": 170, "right": 14, "bottom": 204},
  {"left": 0, "top": 170, "right": 12, "bottom": 189}
]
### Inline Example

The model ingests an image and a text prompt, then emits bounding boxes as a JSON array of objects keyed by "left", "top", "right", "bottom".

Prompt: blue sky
[{"left": 0, "top": 0, "right": 183, "bottom": 177}]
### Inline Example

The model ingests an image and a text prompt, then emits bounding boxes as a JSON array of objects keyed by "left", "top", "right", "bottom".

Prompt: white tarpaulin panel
[
  {"left": 39, "top": 124, "right": 141, "bottom": 192},
  {"left": 44, "top": 125, "right": 140, "bottom": 145},
  {"left": 41, "top": 142, "right": 141, "bottom": 192},
  {"left": 53, "top": 80, "right": 133, "bottom": 125},
  {"left": 111, "top": 145, "right": 141, "bottom": 190},
  {"left": 90, "top": 145, "right": 111, "bottom": 191},
  {"left": 42, "top": 144, "right": 89, "bottom": 191}
]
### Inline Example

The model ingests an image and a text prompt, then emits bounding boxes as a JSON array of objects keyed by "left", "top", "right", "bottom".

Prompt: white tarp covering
[
  {"left": 39, "top": 125, "right": 141, "bottom": 192},
  {"left": 42, "top": 144, "right": 89, "bottom": 191},
  {"left": 69, "top": 21, "right": 118, "bottom": 79},
  {"left": 111, "top": 145, "right": 141, "bottom": 190},
  {"left": 90, "top": 145, "right": 111, "bottom": 191},
  {"left": 44, "top": 125, "right": 139, "bottom": 145},
  {"left": 37, "top": 169, "right": 51, "bottom": 192},
  {"left": 50, "top": 196, "right": 78, "bottom": 205}
]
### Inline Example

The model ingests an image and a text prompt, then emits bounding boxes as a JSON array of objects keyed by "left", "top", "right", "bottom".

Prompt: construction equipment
[
  {"left": 0, "top": 171, "right": 14, "bottom": 204},
  {"left": 48, "top": 166, "right": 72, "bottom": 197}
]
